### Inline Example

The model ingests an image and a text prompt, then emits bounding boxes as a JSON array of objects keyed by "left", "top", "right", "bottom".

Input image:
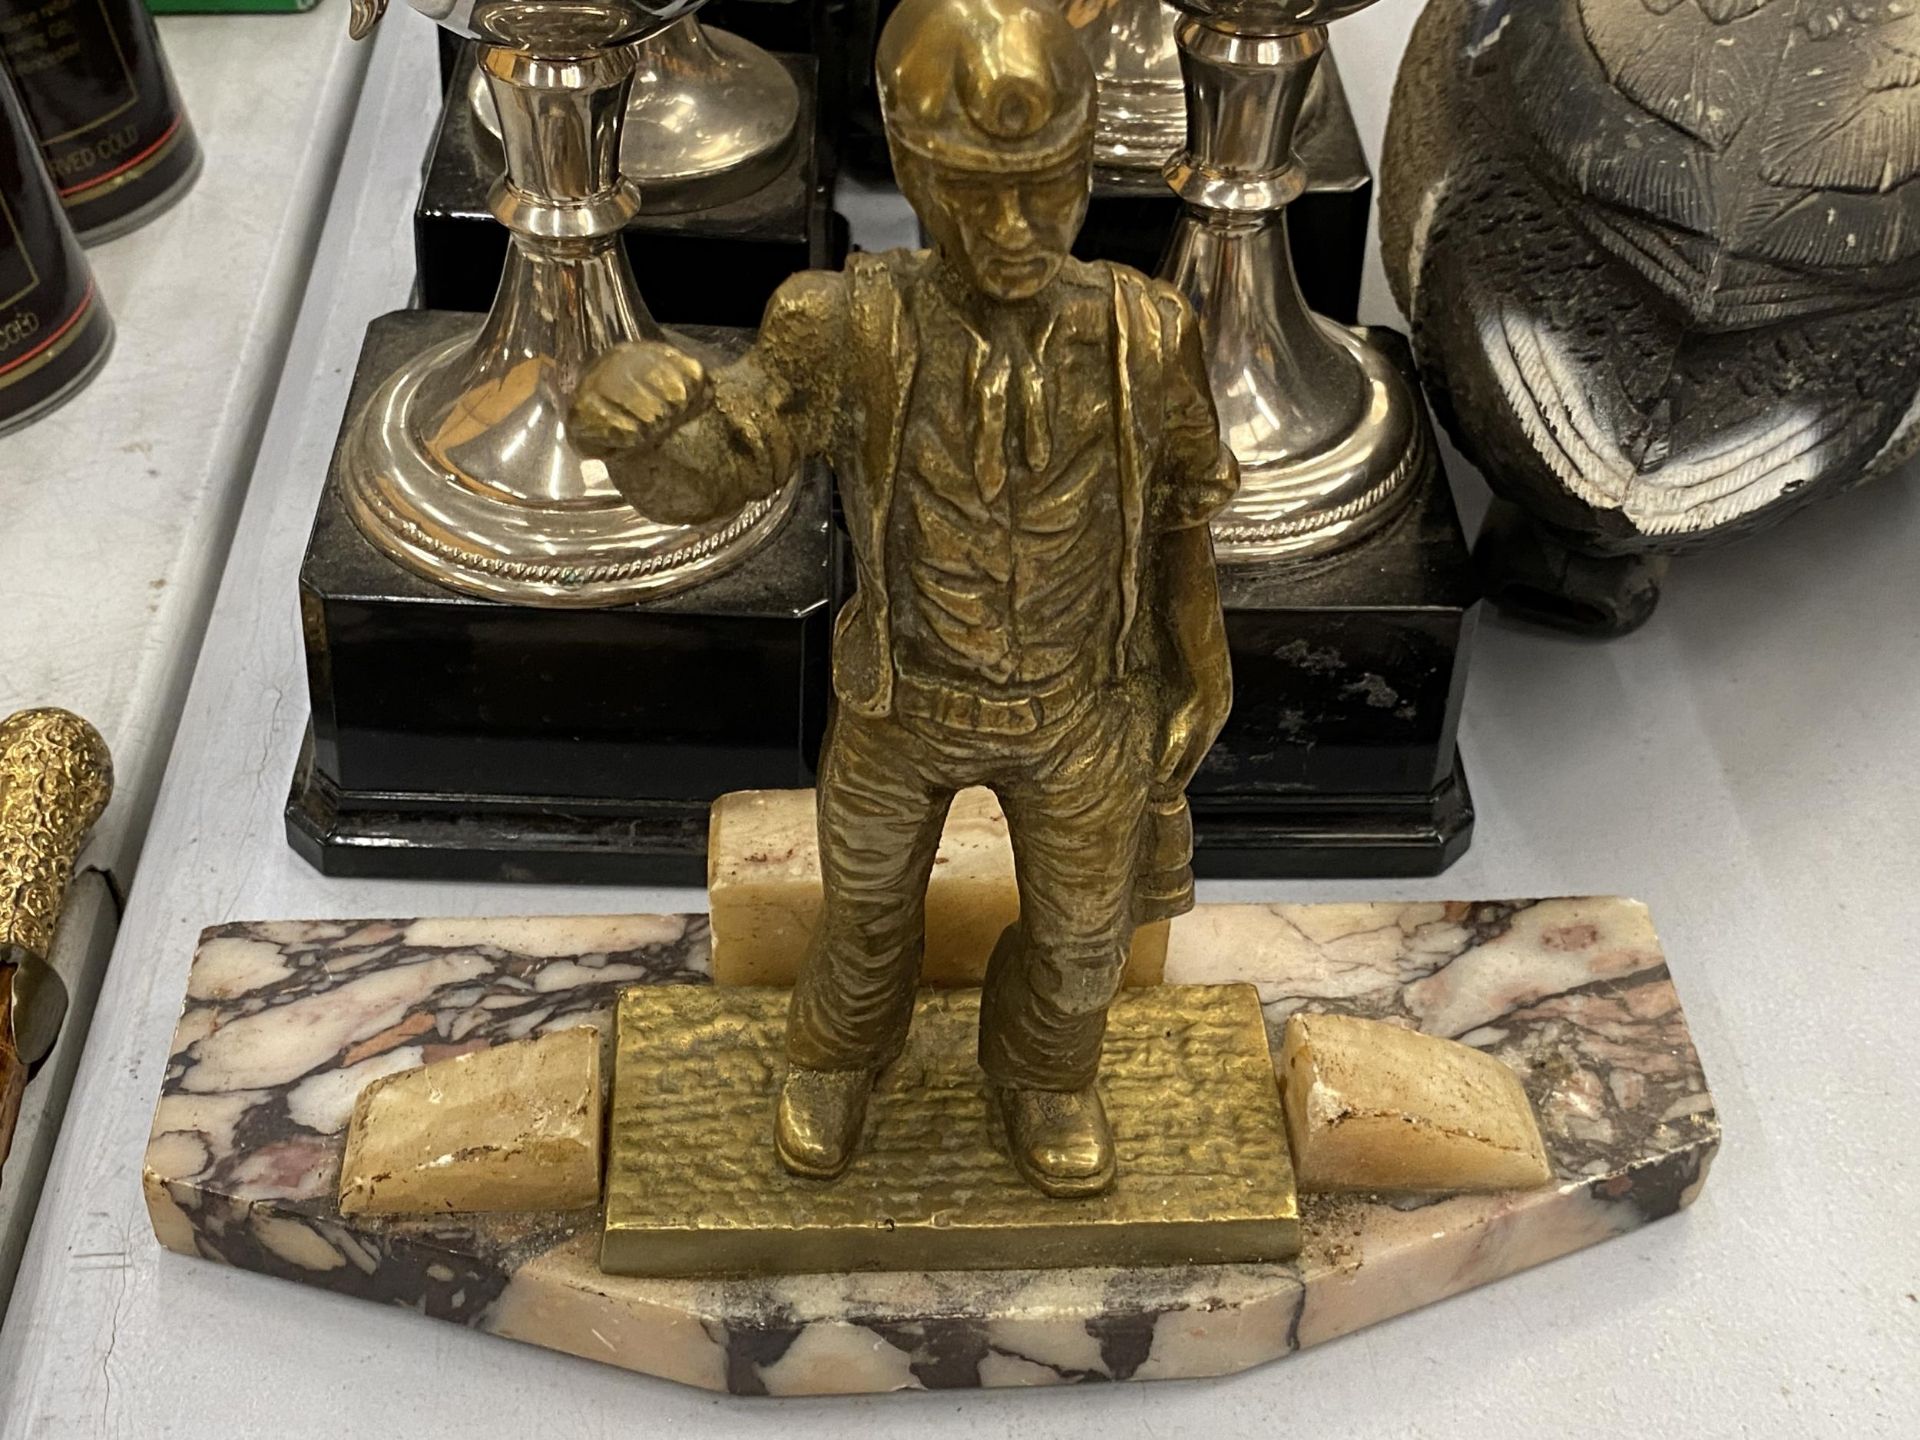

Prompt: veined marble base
[{"left": 143, "top": 899, "right": 1718, "bottom": 1396}]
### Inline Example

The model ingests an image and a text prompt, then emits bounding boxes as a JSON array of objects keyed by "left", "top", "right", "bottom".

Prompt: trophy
[
  {"left": 288, "top": 0, "right": 835, "bottom": 884},
  {"left": 468, "top": 15, "right": 800, "bottom": 212},
  {"left": 1162, "top": 0, "right": 1480, "bottom": 877},
  {"left": 343, "top": 0, "right": 797, "bottom": 604},
  {"left": 1056, "top": 0, "right": 1369, "bottom": 322},
  {"left": 417, "top": 2, "right": 838, "bottom": 326},
  {"left": 1163, "top": 0, "right": 1422, "bottom": 558}
]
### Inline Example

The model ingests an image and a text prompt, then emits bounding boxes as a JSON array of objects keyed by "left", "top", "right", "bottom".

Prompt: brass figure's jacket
[{"left": 631, "top": 250, "right": 1235, "bottom": 736}]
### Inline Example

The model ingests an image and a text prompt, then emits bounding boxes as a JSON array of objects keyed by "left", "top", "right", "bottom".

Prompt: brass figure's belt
[{"left": 892, "top": 666, "right": 1098, "bottom": 737}]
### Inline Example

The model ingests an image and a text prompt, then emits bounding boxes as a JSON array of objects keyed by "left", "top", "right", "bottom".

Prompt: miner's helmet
[{"left": 877, "top": 0, "right": 1098, "bottom": 174}]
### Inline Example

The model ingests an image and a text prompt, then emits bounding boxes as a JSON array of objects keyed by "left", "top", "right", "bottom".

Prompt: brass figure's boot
[
  {"left": 775, "top": 1067, "right": 874, "bottom": 1180},
  {"left": 995, "top": 1085, "right": 1116, "bottom": 1198}
]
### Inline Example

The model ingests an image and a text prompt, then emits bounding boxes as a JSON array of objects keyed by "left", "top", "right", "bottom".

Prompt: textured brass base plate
[{"left": 600, "top": 984, "right": 1300, "bottom": 1278}]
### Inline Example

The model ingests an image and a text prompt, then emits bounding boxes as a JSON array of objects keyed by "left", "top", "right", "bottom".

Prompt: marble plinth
[{"left": 143, "top": 898, "right": 1718, "bottom": 1396}]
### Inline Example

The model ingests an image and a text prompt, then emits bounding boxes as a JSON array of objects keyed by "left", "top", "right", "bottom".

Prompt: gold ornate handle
[
  {"left": 0, "top": 709, "right": 112, "bottom": 1178},
  {"left": 0, "top": 709, "right": 113, "bottom": 969}
]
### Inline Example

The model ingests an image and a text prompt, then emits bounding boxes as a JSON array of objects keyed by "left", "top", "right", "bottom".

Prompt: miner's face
[{"left": 902, "top": 151, "right": 1091, "bottom": 302}]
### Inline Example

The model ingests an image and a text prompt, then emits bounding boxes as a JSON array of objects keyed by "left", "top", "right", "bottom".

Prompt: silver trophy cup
[
  {"left": 1162, "top": 0, "right": 1424, "bottom": 562},
  {"left": 468, "top": 14, "right": 801, "bottom": 214},
  {"left": 343, "top": 0, "right": 797, "bottom": 605},
  {"left": 1061, "top": 0, "right": 1328, "bottom": 189}
]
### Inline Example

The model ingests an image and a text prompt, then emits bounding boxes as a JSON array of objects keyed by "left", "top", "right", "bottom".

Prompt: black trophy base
[
  {"left": 417, "top": 49, "right": 845, "bottom": 329},
  {"left": 1189, "top": 756, "right": 1475, "bottom": 880},
  {"left": 1191, "top": 330, "right": 1481, "bottom": 879},
  {"left": 1074, "top": 57, "right": 1373, "bottom": 325},
  {"left": 287, "top": 736, "right": 718, "bottom": 886},
  {"left": 288, "top": 311, "right": 834, "bottom": 887}
]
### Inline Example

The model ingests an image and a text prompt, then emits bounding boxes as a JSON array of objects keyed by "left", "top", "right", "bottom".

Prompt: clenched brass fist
[
  {"left": 571, "top": 342, "right": 720, "bottom": 525},
  {"left": 573, "top": 342, "right": 713, "bottom": 454}
]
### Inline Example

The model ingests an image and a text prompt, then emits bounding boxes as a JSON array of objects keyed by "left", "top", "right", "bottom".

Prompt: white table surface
[
  {"left": 3, "top": 7, "right": 1917, "bottom": 1436},
  {"left": 0, "top": 3, "right": 369, "bottom": 1317}
]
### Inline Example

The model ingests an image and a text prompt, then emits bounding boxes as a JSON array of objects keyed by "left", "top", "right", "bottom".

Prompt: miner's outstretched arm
[{"left": 572, "top": 272, "right": 848, "bottom": 528}]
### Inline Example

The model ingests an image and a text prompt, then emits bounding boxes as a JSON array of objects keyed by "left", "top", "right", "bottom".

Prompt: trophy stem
[
  {"left": 1162, "top": 12, "right": 1420, "bottom": 562},
  {"left": 482, "top": 43, "right": 642, "bottom": 240},
  {"left": 343, "top": 29, "right": 794, "bottom": 607},
  {"left": 1064, "top": 0, "right": 1334, "bottom": 192},
  {"left": 432, "top": 42, "right": 663, "bottom": 510}
]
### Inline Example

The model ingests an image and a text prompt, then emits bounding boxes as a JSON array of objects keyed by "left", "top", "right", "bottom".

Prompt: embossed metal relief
[
  {"left": 0, "top": 709, "right": 112, "bottom": 971},
  {"left": 0, "top": 708, "right": 112, "bottom": 1176},
  {"left": 1382, "top": 0, "right": 1920, "bottom": 631},
  {"left": 600, "top": 985, "right": 1299, "bottom": 1276}
]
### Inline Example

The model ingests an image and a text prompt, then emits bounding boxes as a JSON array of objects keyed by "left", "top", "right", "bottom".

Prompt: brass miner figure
[{"left": 573, "top": 0, "right": 1236, "bottom": 1198}]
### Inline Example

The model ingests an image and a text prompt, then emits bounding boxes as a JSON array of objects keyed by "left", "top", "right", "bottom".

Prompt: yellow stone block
[
  {"left": 338, "top": 1026, "right": 603, "bottom": 1216},
  {"left": 600, "top": 984, "right": 1299, "bottom": 1278},
  {"left": 707, "top": 787, "right": 1169, "bottom": 987},
  {"left": 1280, "top": 1013, "right": 1553, "bottom": 1194}
]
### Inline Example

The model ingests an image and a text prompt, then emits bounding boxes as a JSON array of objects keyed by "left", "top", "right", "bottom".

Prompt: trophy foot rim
[
  {"left": 628, "top": 27, "right": 803, "bottom": 215},
  {"left": 1212, "top": 325, "right": 1428, "bottom": 564},
  {"left": 339, "top": 331, "right": 799, "bottom": 608}
]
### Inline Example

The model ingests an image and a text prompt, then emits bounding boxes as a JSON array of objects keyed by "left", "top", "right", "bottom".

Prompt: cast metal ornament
[
  {"left": 1381, "top": 0, "right": 1920, "bottom": 634},
  {"left": 339, "top": 0, "right": 796, "bottom": 606},
  {"left": 600, "top": 985, "right": 1300, "bottom": 1276},
  {"left": 1161, "top": 0, "right": 1424, "bottom": 563},
  {"left": 0, "top": 709, "right": 111, "bottom": 1180},
  {"left": 468, "top": 15, "right": 800, "bottom": 213},
  {"left": 573, "top": 0, "right": 1238, "bottom": 1199}
]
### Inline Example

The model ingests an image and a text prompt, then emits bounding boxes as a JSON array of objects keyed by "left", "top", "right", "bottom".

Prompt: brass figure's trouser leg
[
  {"left": 787, "top": 706, "right": 953, "bottom": 1073},
  {"left": 979, "top": 696, "right": 1153, "bottom": 1093}
]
